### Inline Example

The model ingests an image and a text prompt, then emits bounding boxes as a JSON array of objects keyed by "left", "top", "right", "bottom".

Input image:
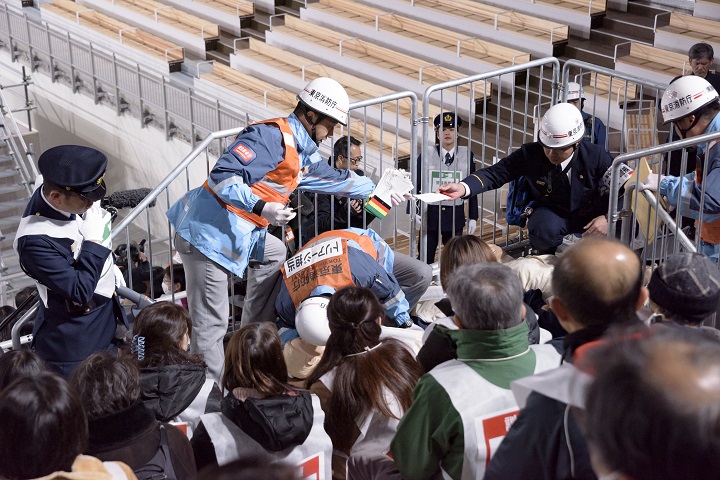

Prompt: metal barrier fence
[
  {"left": 418, "top": 57, "right": 561, "bottom": 262},
  {"left": 562, "top": 59, "right": 668, "bottom": 157},
  {"left": 608, "top": 129, "right": 720, "bottom": 267},
  {"left": 0, "top": 3, "right": 250, "bottom": 146}
]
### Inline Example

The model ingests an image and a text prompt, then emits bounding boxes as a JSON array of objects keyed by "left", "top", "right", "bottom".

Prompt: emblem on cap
[{"left": 444, "top": 114, "right": 453, "bottom": 122}]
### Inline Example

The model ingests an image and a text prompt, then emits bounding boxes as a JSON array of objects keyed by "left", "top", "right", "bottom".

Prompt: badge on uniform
[{"left": 232, "top": 142, "right": 256, "bottom": 165}]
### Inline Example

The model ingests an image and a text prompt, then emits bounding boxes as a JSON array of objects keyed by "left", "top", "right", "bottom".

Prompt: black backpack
[{"left": 133, "top": 424, "right": 178, "bottom": 480}]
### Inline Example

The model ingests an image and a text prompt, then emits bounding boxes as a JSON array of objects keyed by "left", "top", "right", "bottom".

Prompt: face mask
[{"left": 162, "top": 282, "right": 171, "bottom": 295}]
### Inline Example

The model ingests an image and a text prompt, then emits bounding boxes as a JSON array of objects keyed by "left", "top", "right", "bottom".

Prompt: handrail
[
  {"left": 653, "top": 11, "right": 672, "bottom": 33},
  {"left": 111, "top": 127, "right": 244, "bottom": 238},
  {"left": 0, "top": 71, "right": 37, "bottom": 194}
]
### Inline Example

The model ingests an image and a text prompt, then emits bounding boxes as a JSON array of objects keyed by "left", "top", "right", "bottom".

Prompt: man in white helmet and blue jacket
[
  {"left": 439, "top": 103, "right": 614, "bottom": 254},
  {"left": 167, "top": 78, "right": 407, "bottom": 382}
]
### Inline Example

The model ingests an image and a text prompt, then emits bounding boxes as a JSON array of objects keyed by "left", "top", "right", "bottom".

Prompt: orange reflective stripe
[
  {"left": 303, "top": 230, "right": 378, "bottom": 260},
  {"left": 203, "top": 181, "right": 269, "bottom": 228},
  {"left": 206, "top": 117, "right": 301, "bottom": 228}
]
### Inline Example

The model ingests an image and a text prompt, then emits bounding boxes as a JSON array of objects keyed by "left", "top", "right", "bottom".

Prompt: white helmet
[
  {"left": 566, "top": 82, "right": 584, "bottom": 101},
  {"left": 297, "top": 77, "right": 350, "bottom": 126},
  {"left": 295, "top": 296, "right": 331, "bottom": 346},
  {"left": 660, "top": 76, "right": 719, "bottom": 125},
  {"left": 538, "top": 103, "right": 585, "bottom": 149}
]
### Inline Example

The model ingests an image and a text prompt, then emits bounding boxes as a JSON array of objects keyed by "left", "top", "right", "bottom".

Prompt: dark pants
[
  {"left": 527, "top": 207, "right": 572, "bottom": 254},
  {"left": 421, "top": 225, "right": 464, "bottom": 264}
]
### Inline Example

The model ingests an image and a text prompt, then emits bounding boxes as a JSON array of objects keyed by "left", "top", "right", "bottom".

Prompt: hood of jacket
[
  {"left": 220, "top": 389, "right": 313, "bottom": 452},
  {"left": 140, "top": 363, "right": 206, "bottom": 421}
]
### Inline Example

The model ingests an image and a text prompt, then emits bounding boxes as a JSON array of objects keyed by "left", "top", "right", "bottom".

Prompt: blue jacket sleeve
[
  {"left": 660, "top": 147, "right": 720, "bottom": 222},
  {"left": 349, "top": 249, "right": 410, "bottom": 326},
  {"left": 18, "top": 236, "right": 111, "bottom": 305},
  {"left": 464, "top": 148, "right": 526, "bottom": 196},
  {"left": 298, "top": 161, "right": 376, "bottom": 198}
]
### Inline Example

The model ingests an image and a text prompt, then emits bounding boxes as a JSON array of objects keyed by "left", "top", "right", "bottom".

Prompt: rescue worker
[
  {"left": 275, "top": 228, "right": 415, "bottom": 336},
  {"left": 566, "top": 81, "right": 607, "bottom": 149},
  {"left": 439, "top": 103, "right": 614, "bottom": 254},
  {"left": 416, "top": 112, "right": 478, "bottom": 264},
  {"left": 14, "top": 145, "right": 126, "bottom": 377},
  {"left": 167, "top": 78, "right": 406, "bottom": 382},
  {"left": 642, "top": 76, "right": 720, "bottom": 262}
]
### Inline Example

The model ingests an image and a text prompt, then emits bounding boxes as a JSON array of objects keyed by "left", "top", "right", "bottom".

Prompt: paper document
[
  {"left": 414, "top": 192, "right": 452, "bottom": 204},
  {"left": 370, "top": 168, "right": 414, "bottom": 204}
]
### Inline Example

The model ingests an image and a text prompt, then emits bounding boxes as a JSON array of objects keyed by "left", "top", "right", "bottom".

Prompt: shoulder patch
[{"left": 232, "top": 142, "right": 256, "bottom": 165}]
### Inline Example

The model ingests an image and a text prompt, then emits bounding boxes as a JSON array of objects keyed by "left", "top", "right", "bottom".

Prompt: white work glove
[
  {"left": 640, "top": 173, "right": 664, "bottom": 192},
  {"left": 261, "top": 202, "right": 296, "bottom": 226},
  {"left": 81, "top": 202, "right": 112, "bottom": 243},
  {"left": 390, "top": 192, "right": 413, "bottom": 207},
  {"left": 467, "top": 219, "right": 477, "bottom": 235}
]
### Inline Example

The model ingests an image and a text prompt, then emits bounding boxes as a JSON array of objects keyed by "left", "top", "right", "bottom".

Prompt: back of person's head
[
  {"left": 195, "top": 455, "right": 297, "bottom": 480},
  {"left": 647, "top": 252, "right": 720, "bottom": 326},
  {"left": 0, "top": 306, "right": 16, "bottom": 342},
  {"left": 70, "top": 351, "right": 140, "bottom": 420},
  {"left": 551, "top": 237, "right": 643, "bottom": 327},
  {"left": 132, "top": 301, "right": 203, "bottom": 368},
  {"left": 583, "top": 326, "right": 720, "bottom": 480},
  {"left": 306, "top": 287, "right": 422, "bottom": 452},
  {"left": 689, "top": 42, "right": 714, "bottom": 61},
  {"left": 222, "top": 323, "right": 290, "bottom": 396},
  {"left": 0, "top": 349, "right": 47, "bottom": 392},
  {"left": 439, "top": 235, "right": 497, "bottom": 290},
  {"left": 0, "top": 372, "right": 88, "bottom": 480},
  {"left": 446, "top": 263, "right": 523, "bottom": 330}
]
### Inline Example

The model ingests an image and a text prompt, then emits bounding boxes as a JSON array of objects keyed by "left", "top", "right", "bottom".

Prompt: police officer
[
  {"left": 439, "top": 103, "right": 613, "bottom": 254},
  {"left": 14, "top": 145, "right": 125, "bottom": 377},
  {"left": 566, "top": 82, "right": 607, "bottom": 149},
  {"left": 417, "top": 112, "right": 479, "bottom": 264}
]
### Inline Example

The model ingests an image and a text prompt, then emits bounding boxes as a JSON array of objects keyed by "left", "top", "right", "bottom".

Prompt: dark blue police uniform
[
  {"left": 14, "top": 146, "right": 125, "bottom": 377},
  {"left": 463, "top": 140, "right": 613, "bottom": 253}
]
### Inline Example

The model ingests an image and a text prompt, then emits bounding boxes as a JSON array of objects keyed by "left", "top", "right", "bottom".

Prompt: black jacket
[
  {"left": 464, "top": 141, "right": 613, "bottom": 228},
  {"left": 484, "top": 321, "right": 641, "bottom": 480},
  {"left": 140, "top": 363, "right": 221, "bottom": 422},
  {"left": 191, "top": 390, "right": 314, "bottom": 470},
  {"left": 86, "top": 400, "right": 197, "bottom": 480}
]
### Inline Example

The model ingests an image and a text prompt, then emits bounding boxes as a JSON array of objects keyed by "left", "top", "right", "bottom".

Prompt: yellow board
[{"left": 626, "top": 157, "right": 662, "bottom": 245}]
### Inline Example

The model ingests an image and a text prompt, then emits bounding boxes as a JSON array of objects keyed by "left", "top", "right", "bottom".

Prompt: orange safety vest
[
  {"left": 282, "top": 230, "right": 379, "bottom": 306},
  {"left": 204, "top": 117, "right": 301, "bottom": 228},
  {"left": 696, "top": 140, "right": 720, "bottom": 244}
]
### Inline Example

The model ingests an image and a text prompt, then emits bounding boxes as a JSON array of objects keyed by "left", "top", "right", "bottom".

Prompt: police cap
[
  {"left": 38, "top": 145, "right": 108, "bottom": 201},
  {"left": 434, "top": 112, "right": 464, "bottom": 129}
]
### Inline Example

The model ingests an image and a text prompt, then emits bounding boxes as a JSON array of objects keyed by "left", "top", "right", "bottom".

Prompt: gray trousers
[
  {"left": 392, "top": 252, "right": 433, "bottom": 311},
  {"left": 176, "top": 236, "right": 230, "bottom": 384}
]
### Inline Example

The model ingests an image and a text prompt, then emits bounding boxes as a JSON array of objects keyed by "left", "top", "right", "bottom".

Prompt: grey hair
[
  {"left": 446, "top": 263, "right": 523, "bottom": 330},
  {"left": 689, "top": 42, "right": 714, "bottom": 61}
]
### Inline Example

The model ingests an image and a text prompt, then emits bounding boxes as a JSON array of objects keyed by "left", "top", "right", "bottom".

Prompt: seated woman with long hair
[
  {"left": 132, "top": 301, "right": 220, "bottom": 436},
  {"left": 306, "top": 286, "right": 423, "bottom": 479},
  {"left": 191, "top": 323, "right": 328, "bottom": 472}
]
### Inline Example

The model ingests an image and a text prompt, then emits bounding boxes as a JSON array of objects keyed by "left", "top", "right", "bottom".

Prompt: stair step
[
  {"left": 0, "top": 168, "right": 20, "bottom": 179},
  {"left": 0, "top": 198, "right": 27, "bottom": 215},
  {"left": 590, "top": 28, "right": 643, "bottom": 46},
  {"left": 275, "top": 5, "right": 299, "bottom": 17},
  {"left": 601, "top": 17, "right": 655, "bottom": 43},
  {"left": 0, "top": 183, "right": 25, "bottom": 196}
]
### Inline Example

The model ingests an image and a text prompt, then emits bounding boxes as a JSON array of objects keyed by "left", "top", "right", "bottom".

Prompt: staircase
[{"left": 0, "top": 71, "right": 39, "bottom": 307}]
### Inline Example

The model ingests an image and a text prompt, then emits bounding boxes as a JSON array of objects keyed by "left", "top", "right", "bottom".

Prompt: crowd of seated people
[{"left": 1, "top": 234, "right": 720, "bottom": 480}]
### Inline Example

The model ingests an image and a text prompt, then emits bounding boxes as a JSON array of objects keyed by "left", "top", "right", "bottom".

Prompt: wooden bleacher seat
[
  {"left": 694, "top": 0, "right": 720, "bottom": 22},
  {"left": 193, "top": 0, "right": 253, "bottom": 18},
  {"left": 234, "top": 38, "right": 442, "bottom": 124},
  {"left": 583, "top": 72, "right": 639, "bottom": 106},
  {"left": 655, "top": 12, "right": 720, "bottom": 54},
  {"left": 201, "top": 64, "right": 413, "bottom": 160},
  {"left": 308, "top": 0, "right": 530, "bottom": 69},
  {"left": 41, "top": 0, "right": 184, "bottom": 68},
  {"left": 89, "top": 0, "right": 219, "bottom": 40},
  {"left": 624, "top": 99, "right": 660, "bottom": 153},
  {"left": 615, "top": 43, "right": 686, "bottom": 83},
  {"left": 408, "top": 0, "right": 568, "bottom": 46},
  {"left": 274, "top": 16, "right": 492, "bottom": 104},
  {"left": 536, "top": 0, "right": 606, "bottom": 16}
]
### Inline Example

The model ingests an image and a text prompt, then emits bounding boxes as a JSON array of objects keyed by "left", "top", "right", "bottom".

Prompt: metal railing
[
  {"left": 418, "top": 57, "right": 560, "bottom": 262},
  {"left": 0, "top": 63, "right": 36, "bottom": 194},
  {"left": 607, "top": 129, "right": 720, "bottom": 266}
]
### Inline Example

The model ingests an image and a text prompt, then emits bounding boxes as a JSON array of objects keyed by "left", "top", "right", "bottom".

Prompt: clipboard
[{"left": 627, "top": 157, "right": 662, "bottom": 245}]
